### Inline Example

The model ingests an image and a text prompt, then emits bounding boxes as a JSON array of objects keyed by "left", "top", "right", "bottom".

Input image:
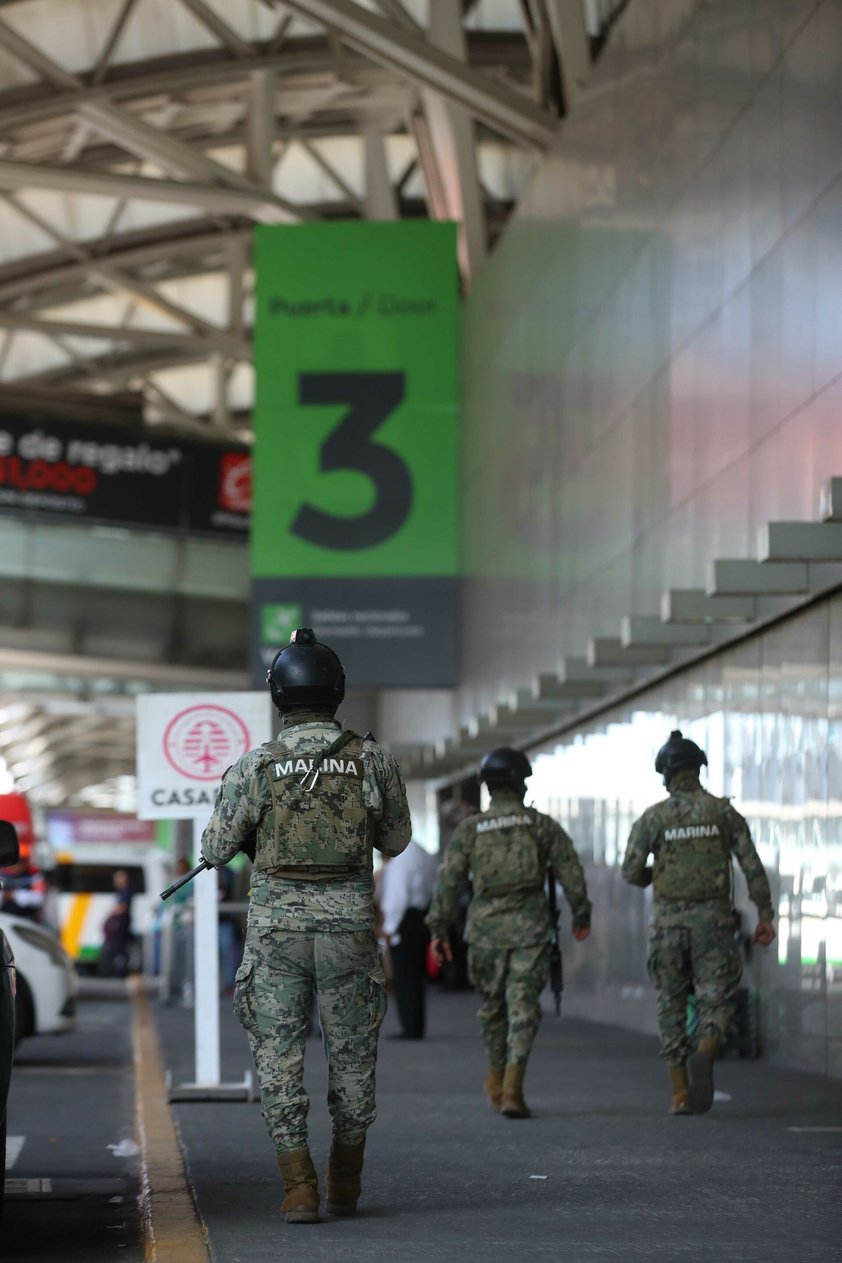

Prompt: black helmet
[
  {"left": 266, "top": 628, "right": 346, "bottom": 712},
  {"left": 655, "top": 729, "right": 707, "bottom": 784},
  {"left": 479, "top": 746, "right": 532, "bottom": 788}
]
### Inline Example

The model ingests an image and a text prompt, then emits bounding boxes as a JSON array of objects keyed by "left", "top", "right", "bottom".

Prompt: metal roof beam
[
  {"left": 303, "top": 138, "right": 364, "bottom": 212},
  {"left": 0, "top": 193, "right": 241, "bottom": 341},
  {"left": 363, "top": 126, "right": 397, "bottom": 219},
  {"left": 544, "top": 0, "right": 591, "bottom": 109},
  {"left": 77, "top": 100, "right": 301, "bottom": 221},
  {"left": 281, "top": 0, "right": 556, "bottom": 149},
  {"left": 227, "top": 236, "right": 248, "bottom": 338},
  {"left": 79, "top": 101, "right": 241, "bottom": 185},
  {"left": 145, "top": 379, "right": 213, "bottom": 432},
  {"left": 0, "top": 15, "right": 80, "bottom": 90},
  {"left": 420, "top": 0, "right": 485, "bottom": 281},
  {"left": 0, "top": 34, "right": 530, "bottom": 138},
  {"left": 0, "top": 49, "right": 393, "bottom": 135},
  {"left": 0, "top": 159, "right": 302, "bottom": 220},
  {"left": 177, "top": 0, "right": 253, "bottom": 58},
  {"left": 0, "top": 18, "right": 299, "bottom": 220},
  {"left": 371, "top": 0, "right": 422, "bottom": 34},
  {"left": 407, "top": 107, "right": 448, "bottom": 219},
  {"left": 92, "top": 0, "right": 140, "bottom": 85},
  {"left": 0, "top": 309, "right": 247, "bottom": 358},
  {"left": 246, "top": 69, "right": 278, "bottom": 188},
  {"left": 210, "top": 350, "right": 233, "bottom": 429},
  {"left": 10, "top": 345, "right": 213, "bottom": 387},
  {"left": 0, "top": 223, "right": 247, "bottom": 306}
]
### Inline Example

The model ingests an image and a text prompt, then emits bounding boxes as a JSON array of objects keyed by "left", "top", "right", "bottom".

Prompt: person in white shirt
[{"left": 380, "top": 841, "right": 439, "bottom": 1039}]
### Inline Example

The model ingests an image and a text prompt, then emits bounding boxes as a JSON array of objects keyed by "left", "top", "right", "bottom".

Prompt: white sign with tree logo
[{"left": 137, "top": 692, "right": 271, "bottom": 1094}]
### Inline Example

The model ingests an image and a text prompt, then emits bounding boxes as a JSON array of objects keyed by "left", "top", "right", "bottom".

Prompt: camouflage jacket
[
  {"left": 622, "top": 770, "right": 774, "bottom": 924},
  {"left": 426, "top": 791, "right": 591, "bottom": 950},
  {"left": 201, "top": 711, "right": 411, "bottom": 932}
]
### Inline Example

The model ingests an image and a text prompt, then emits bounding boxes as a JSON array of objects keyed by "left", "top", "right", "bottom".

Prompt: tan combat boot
[
  {"left": 325, "top": 1138, "right": 366, "bottom": 1216},
  {"left": 277, "top": 1147, "right": 320, "bottom": 1224},
  {"left": 484, "top": 1066, "right": 505, "bottom": 1111},
  {"left": 668, "top": 1064, "right": 692, "bottom": 1115},
  {"left": 688, "top": 1038, "right": 718, "bottom": 1114},
  {"left": 500, "top": 1064, "right": 531, "bottom": 1118}
]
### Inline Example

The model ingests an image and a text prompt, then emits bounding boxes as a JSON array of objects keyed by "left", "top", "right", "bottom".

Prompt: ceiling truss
[
  {"left": 0, "top": 0, "right": 628, "bottom": 810},
  {"left": 0, "top": 0, "right": 583, "bottom": 435}
]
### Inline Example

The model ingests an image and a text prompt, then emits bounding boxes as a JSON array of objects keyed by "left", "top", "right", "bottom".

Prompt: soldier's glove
[{"left": 754, "top": 921, "right": 776, "bottom": 947}]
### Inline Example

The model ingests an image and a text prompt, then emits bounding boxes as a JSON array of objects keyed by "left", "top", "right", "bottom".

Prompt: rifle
[
  {"left": 160, "top": 857, "right": 214, "bottom": 901},
  {"left": 547, "top": 865, "right": 564, "bottom": 1017}
]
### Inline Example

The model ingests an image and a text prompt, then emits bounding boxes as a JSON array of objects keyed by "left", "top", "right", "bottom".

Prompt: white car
[{"left": 0, "top": 913, "right": 77, "bottom": 1044}]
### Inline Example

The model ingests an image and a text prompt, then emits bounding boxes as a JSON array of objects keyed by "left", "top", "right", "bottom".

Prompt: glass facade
[{"left": 525, "top": 594, "right": 842, "bottom": 1077}]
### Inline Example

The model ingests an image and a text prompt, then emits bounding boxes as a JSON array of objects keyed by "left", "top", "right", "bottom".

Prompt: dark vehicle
[{"left": 0, "top": 819, "right": 21, "bottom": 1221}]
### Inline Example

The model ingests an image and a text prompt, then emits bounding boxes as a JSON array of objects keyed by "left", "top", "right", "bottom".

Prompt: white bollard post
[{"left": 192, "top": 817, "right": 220, "bottom": 1085}]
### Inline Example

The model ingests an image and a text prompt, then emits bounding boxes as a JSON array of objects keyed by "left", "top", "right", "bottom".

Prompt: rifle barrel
[{"left": 160, "top": 857, "right": 212, "bottom": 901}]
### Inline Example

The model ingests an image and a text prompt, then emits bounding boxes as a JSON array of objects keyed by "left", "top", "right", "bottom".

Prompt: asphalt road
[{"left": 3, "top": 979, "right": 143, "bottom": 1263}]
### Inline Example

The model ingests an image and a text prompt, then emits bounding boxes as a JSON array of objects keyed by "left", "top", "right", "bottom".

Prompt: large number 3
[{"left": 291, "top": 371, "right": 413, "bottom": 551}]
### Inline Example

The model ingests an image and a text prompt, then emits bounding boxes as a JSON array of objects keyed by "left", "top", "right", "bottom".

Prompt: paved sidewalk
[{"left": 156, "top": 987, "right": 842, "bottom": 1263}]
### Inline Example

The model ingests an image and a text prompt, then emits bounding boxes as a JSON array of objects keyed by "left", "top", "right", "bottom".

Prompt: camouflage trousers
[
  {"left": 233, "top": 926, "right": 387, "bottom": 1154},
  {"left": 648, "top": 914, "right": 741, "bottom": 1066},
  {"left": 468, "top": 943, "right": 549, "bottom": 1067}
]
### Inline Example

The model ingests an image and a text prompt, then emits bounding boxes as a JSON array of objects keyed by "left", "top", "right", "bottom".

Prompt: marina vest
[
  {"left": 254, "top": 730, "right": 370, "bottom": 874},
  {"left": 469, "top": 807, "right": 544, "bottom": 898},
  {"left": 652, "top": 797, "right": 733, "bottom": 901}
]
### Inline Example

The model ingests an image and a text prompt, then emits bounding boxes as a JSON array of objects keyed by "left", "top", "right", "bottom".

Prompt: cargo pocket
[
  {"left": 233, "top": 959, "right": 258, "bottom": 1035},
  {"left": 369, "top": 957, "right": 387, "bottom": 1039}
]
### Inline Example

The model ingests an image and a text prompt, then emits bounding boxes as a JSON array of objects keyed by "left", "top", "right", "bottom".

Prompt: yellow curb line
[{"left": 129, "top": 977, "right": 210, "bottom": 1263}]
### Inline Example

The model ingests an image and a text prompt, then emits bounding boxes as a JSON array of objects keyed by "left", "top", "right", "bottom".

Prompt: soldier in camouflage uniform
[
  {"left": 622, "top": 730, "right": 776, "bottom": 1115},
  {"left": 201, "top": 629, "right": 410, "bottom": 1224},
  {"left": 427, "top": 747, "right": 591, "bottom": 1118}
]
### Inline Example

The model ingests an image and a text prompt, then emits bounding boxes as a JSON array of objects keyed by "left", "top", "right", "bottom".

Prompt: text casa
[{"left": 152, "top": 787, "right": 216, "bottom": 807}]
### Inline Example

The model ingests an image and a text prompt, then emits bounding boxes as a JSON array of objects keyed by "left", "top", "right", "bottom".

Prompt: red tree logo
[{"left": 163, "top": 705, "right": 250, "bottom": 781}]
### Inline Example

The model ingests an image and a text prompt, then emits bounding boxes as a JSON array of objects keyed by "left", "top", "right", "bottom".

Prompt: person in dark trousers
[
  {"left": 99, "top": 868, "right": 134, "bottom": 977},
  {"left": 381, "top": 841, "right": 438, "bottom": 1038}
]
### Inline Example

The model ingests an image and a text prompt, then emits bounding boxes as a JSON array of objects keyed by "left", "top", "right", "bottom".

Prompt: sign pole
[{"left": 192, "top": 817, "right": 220, "bottom": 1085}]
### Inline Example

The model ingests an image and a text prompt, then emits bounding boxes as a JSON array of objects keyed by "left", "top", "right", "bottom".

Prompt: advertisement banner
[
  {"left": 251, "top": 221, "right": 459, "bottom": 687},
  {"left": 0, "top": 415, "right": 250, "bottom": 539},
  {"left": 44, "top": 811, "right": 161, "bottom": 848}
]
